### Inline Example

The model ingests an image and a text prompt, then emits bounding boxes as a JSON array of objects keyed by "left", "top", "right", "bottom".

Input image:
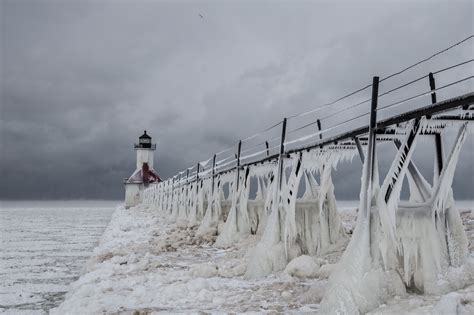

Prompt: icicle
[
  {"left": 255, "top": 176, "right": 264, "bottom": 201},
  {"left": 318, "top": 160, "right": 342, "bottom": 246},
  {"left": 262, "top": 169, "right": 276, "bottom": 214},
  {"left": 197, "top": 174, "right": 223, "bottom": 236},
  {"left": 215, "top": 166, "right": 252, "bottom": 247},
  {"left": 378, "top": 119, "right": 422, "bottom": 253},
  {"left": 244, "top": 158, "right": 287, "bottom": 279},
  {"left": 432, "top": 123, "right": 468, "bottom": 217},
  {"left": 302, "top": 170, "right": 319, "bottom": 200},
  {"left": 283, "top": 154, "right": 304, "bottom": 258}
]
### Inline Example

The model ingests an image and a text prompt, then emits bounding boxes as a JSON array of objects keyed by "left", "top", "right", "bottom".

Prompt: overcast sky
[{"left": 1, "top": 0, "right": 473, "bottom": 200}]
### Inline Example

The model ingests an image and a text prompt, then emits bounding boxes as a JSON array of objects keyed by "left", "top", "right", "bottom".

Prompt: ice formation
[
  {"left": 284, "top": 255, "right": 320, "bottom": 278},
  {"left": 320, "top": 120, "right": 472, "bottom": 313},
  {"left": 245, "top": 150, "right": 350, "bottom": 278},
  {"left": 140, "top": 146, "right": 349, "bottom": 281},
  {"left": 196, "top": 175, "right": 223, "bottom": 236},
  {"left": 214, "top": 162, "right": 277, "bottom": 246},
  {"left": 215, "top": 166, "right": 252, "bottom": 246}
]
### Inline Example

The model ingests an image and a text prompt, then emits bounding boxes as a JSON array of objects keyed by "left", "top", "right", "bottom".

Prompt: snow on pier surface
[
  {"left": 53, "top": 201, "right": 474, "bottom": 314},
  {"left": 0, "top": 201, "right": 115, "bottom": 314}
]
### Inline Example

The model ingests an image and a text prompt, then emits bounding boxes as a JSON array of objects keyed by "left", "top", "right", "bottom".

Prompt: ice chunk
[
  {"left": 190, "top": 263, "right": 218, "bottom": 278},
  {"left": 284, "top": 255, "right": 319, "bottom": 278}
]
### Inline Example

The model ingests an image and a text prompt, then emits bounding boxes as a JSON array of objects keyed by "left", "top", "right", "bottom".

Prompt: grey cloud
[{"left": 0, "top": 0, "right": 472, "bottom": 200}]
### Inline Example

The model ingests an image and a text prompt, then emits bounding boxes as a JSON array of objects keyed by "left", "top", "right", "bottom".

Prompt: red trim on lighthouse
[{"left": 142, "top": 163, "right": 162, "bottom": 183}]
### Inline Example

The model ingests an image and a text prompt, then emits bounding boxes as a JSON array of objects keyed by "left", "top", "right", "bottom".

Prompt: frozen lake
[{"left": 0, "top": 201, "right": 116, "bottom": 314}]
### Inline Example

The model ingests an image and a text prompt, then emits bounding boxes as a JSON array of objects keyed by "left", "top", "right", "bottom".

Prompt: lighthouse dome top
[
  {"left": 135, "top": 130, "right": 156, "bottom": 150},
  {"left": 139, "top": 130, "right": 152, "bottom": 140}
]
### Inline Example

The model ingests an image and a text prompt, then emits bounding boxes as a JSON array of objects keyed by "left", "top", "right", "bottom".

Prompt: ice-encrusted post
[
  {"left": 271, "top": 117, "right": 287, "bottom": 228},
  {"left": 276, "top": 118, "right": 287, "bottom": 192},
  {"left": 272, "top": 117, "right": 286, "bottom": 243},
  {"left": 429, "top": 72, "right": 444, "bottom": 182},
  {"left": 168, "top": 176, "right": 174, "bottom": 215},
  {"left": 195, "top": 162, "right": 200, "bottom": 201},
  {"left": 434, "top": 133, "right": 443, "bottom": 178},
  {"left": 211, "top": 154, "right": 217, "bottom": 194},
  {"left": 196, "top": 163, "right": 200, "bottom": 182},
  {"left": 244, "top": 118, "right": 287, "bottom": 278},
  {"left": 360, "top": 76, "right": 379, "bottom": 220},
  {"left": 320, "top": 77, "right": 398, "bottom": 314},
  {"left": 235, "top": 140, "right": 242, "bottom": 190},
  {"left": 185, "top": 169, "right": 190, "bottom": 216},
  {"left": 353, "top": 136, "right": 365, "bottom": 162},
  {"left": 317, "top": 119, "right": 322, "bottom": 140},
  {"left": 214, "top": 140, "right": 247, "bottom": 246},
  {"left": 429, "top": 72, "right": 437, "bottom": 104}
]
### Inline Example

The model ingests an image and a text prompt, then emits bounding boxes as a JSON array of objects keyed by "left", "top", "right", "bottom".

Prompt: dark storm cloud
[{"left": 0, "top": 0, "right": 472, "bottom": 200}]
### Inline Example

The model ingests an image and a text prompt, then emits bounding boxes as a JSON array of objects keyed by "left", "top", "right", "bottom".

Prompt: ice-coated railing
[{"left": 139, "top": 34, "right": 473, "bottom": 234}]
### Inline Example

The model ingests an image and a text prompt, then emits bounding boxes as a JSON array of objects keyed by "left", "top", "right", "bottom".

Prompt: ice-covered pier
[
  {"left": 56, "top": 39, "right": 474, "bottom": 314},
  {"left": 141, "top": 45, "right": 474, "bottom": 312}
]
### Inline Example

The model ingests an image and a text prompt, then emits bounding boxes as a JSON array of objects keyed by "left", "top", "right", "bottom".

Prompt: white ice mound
[
  {"left": 431, "top": 289, "right": 474, "bottom": 315},
  {"left": 433, "top": 292, "right": 463, "bottom": 314},
  {"left": 245, "top": 241, "right": 287, "bottom": 279},
  {"left": 284, "top": 255, "right": 319, "bottom": 278},
  {"left": 217, "top": 262, "right": 246, "bottom": 278},
  {"left": 190, "top": 263, "right": 218, "bottom": 278}
]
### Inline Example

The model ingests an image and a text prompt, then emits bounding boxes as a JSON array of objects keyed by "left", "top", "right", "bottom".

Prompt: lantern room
[{"left": 135, "top": 130, "right": 156, "bottom": 149}]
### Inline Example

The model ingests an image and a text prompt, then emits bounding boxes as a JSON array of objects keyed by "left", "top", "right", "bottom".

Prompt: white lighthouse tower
[{"left": 124, "top": 131, "right": 161, "bottom": 208}]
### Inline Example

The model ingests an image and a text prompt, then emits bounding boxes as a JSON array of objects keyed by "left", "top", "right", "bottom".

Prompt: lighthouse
[{"left": 124, "top": 131, "right": 161, "bottom": 208}]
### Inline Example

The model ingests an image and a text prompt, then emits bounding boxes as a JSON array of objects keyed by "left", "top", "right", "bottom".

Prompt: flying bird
[{"left": 199, "top": 14, "right": 203, "bottom": 19}]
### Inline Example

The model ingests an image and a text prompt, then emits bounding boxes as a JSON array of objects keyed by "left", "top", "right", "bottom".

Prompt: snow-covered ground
[
  {"left": 0, "top": 201, "right": 116, "bottom": 314},
  {"left": 53, "top": 200, "right": 474, "bottom": 314}
]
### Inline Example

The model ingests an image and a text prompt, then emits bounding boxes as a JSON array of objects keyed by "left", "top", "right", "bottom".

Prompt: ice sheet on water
[{"left": 0, "top": 201, "right": 115, "bottom": 314}]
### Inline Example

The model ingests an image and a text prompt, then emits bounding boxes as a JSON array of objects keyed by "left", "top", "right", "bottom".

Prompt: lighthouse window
[{"left": 141, "top": 139, "right": 151, "bottom": 143}]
